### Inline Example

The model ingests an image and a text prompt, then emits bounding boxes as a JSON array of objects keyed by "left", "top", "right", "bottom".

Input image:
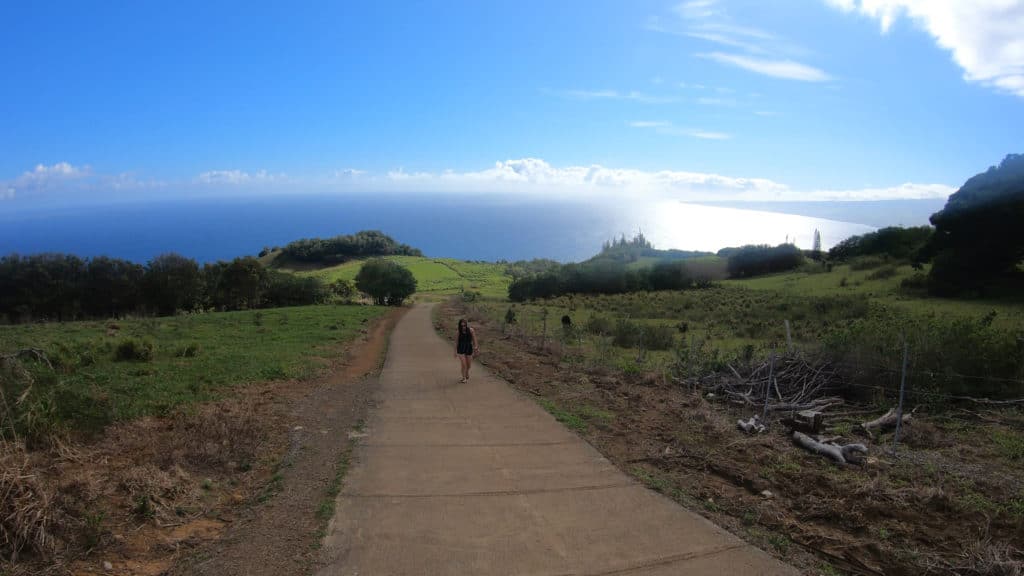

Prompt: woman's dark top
[{"left": 457, "top": 327, "right": 474, "bottom": 355}]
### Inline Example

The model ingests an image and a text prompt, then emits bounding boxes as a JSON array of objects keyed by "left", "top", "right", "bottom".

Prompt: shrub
[
  {"left": 174, "top": 343, "right": 201, "bottom": 358},
  {"left": 899, "top": 272, "right": 929, "bottom": 296},
  {"left": 612, "top": 318, "right": 641, "bottom": 348},
  {"left": 867, "top": 265, "right": 899, "bottom": 280},
  {"left": 643, "top": 324, "right": 676, "bottom": 351},
  {"left": 585, "top": 315, "right": 614, "bottom": 335},
  {"left": 849, "top": 256, "right": 889, "bottom": 271},
  {"left": 355, "top": 258, "right": 417, "bottom": 306},
  {"left": 114, "top": 338, "right": 154, "bottom": 362}
]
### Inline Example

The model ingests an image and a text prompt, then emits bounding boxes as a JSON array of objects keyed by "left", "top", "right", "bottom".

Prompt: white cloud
[
  {"left": 629, "top": 120, "right": 671, "bottom": 128},
  {"left": 700, "top": 52, "right": 832, "bottom": 82},
  {"left": 629, "top": 120, "right": 732, "bottom": 140},
  {"left": 0, "top": 162, "right": 167, "bottom": 200},
  {"left": 373, "top": 158, "right": 951, "bottom": 202},
  {"left": 2, "top": 159, "right": 954, "bottom": 204},
  {"left": 825, "top": 0, "right": 1024, "bottom": 97},
  {"left": 554, "top": 89, "right": 677, "bottom": 104},
  {"left": 652, "top": 2, "right": 831, "bottom": 83},
  {"left": 194, "top": 169, "right": 284, "bottom": 184}
]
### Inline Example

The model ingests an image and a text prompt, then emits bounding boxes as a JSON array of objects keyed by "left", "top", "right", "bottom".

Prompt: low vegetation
[
  {"left": 0, "top": 305, "right": 385, "bottom": 443},
  {"left": 273, "top": 229, "right": 421, "bottom": 266}
]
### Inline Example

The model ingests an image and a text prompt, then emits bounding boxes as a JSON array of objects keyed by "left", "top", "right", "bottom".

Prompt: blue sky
[{"left": 2, "top": 0, "right": 1022, "bottom": 207}]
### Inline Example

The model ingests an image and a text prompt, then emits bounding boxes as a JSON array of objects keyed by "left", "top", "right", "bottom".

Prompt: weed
[
  {"left": 766, "top": 533, "right": 791, "bottom": 555},
  {"left": 631, "top": 466, "right": 673, "bottom": 494},
  {"left": 174, "top": 342, "right": 201, "bottom": 358},
  {"left": 114, "top": 337, "right": 154, "bottom": 362},
  {"left": 990, "top": 428, "right": 1024, "bottom": 461}
]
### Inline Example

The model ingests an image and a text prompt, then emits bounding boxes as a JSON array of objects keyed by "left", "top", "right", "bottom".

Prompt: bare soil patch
[
  {"left": 438, "top": 300, "right": 1024, "bottom": 576},
  {"left": 2, "top": 308, "right": 403, "bottom": 576}
]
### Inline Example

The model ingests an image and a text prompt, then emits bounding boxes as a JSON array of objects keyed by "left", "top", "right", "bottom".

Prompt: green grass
[
  {"left": 292, "top": 256, "right": 511, "bottom": 297},
  {"left": 0, "top": 304, "right": 386, "bottom": 438},
  {"left": 536, "top": 398, "right": 613, "bottom": 433},
  {"left": 725, "top": 263, "right": 1024, "bottom": 331}
]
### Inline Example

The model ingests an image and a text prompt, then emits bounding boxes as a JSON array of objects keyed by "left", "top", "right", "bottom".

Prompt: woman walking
[{"left": 455, "top": 318, "right": 478, "bottom": 383}]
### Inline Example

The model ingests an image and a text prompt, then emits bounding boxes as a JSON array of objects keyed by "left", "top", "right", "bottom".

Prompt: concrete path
[{"left": 318, "top": 304, "right": 798, "bottom": 575}]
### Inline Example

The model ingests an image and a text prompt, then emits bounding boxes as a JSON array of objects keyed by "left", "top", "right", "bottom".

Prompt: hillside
[{"left": 284, "top": 256, "right": 513, "bottom": 298}]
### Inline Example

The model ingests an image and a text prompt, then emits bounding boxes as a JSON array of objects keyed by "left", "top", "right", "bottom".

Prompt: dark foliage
[
  {"left": 278, "top": 230, "right": 421, "bottom": 265},
  {"left": 508, "top": 260, "right": 708, "bottom": 302},
  {"left": 354, "top": 258, "right": 417, "bottom": 306},
  {"left": 0, "top": 252, "right": 331, "bottom": 323},
  {"left": 926, "top": 154, "right": 1024, "bottom": 296},
  {"left": 725, "top": 244, "right": 804, "bottom": 278},
  {"left": 828, "top": 226, "right": 933, "bottom": 262}
]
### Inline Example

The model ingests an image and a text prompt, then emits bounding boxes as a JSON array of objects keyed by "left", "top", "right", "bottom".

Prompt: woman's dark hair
[{"left": 458, "top": 318, "right": 469, "bottom": 333}]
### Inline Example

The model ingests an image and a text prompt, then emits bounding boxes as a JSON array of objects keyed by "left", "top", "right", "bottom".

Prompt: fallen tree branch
[
  {"left": 860, "top": 408, "right": 912, "bottom": 439},
  {"left": 792, "top": 431, "right": 867, "bottom": 465},
  {"left": 737, "top": 415, "right": 765, "bottom": 434}
]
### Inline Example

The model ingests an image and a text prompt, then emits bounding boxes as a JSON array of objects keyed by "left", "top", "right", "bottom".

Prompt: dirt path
[
  {"left": 167, "top": 308, "right": 404, "bottom": 576},
  {"left": 316, "top": 304, "right": 797, "bottom": 575}
]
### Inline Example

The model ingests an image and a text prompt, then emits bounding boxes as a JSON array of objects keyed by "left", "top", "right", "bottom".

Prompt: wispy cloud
[
  {"left": 195, "top": 169, "right": 286, "bottom": 185},
  {"left": 700, "top": 52, "right": 831, "bottom": 82},
  {"left": 629, "top": 120, "right": 671, "bottom": 128},
  {"left": 629, "top": 120, "right": 731, "bottom": 140},
  {"left": 824, "top": 0, "right": 1024, "bottom": 97},
  {"left": 3, "top": 159, "right": 955, "bottom": 204},
  {"left": 552, "top": 89, "right": 678, "bottom": 104},
  {"left": 1, "top": 162, "right": 166, "bottom": 201},
  {"left": 651, "top": 1, "right": 832, "bottom": 83}
]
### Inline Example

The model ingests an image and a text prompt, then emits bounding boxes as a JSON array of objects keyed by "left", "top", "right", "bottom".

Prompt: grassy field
[
  {"left": 725, "top": 261, "right": 1024, "bottom": 330},
  {"left": 291, "top": 255, "right": 512, "bottom": 297},
  {"left": 0, "top": 304, "right": 386, "bottom": 439}
]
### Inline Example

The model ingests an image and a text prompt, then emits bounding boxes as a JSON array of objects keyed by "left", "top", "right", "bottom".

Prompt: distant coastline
[{"left": 1, "top": 193, "right": 884, "bottom": 263}]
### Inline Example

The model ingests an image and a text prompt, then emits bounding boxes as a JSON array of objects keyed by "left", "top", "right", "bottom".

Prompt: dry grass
[
  {"left": 0, "top": 381, "right": 287, "bottom": 573},
  {"left": 0, "top": 441, "right": 65, "bottom": 562}
]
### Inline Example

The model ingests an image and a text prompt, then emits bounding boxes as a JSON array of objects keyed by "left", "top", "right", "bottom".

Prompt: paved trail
[{"left": 318, "top": 304, "right": 798, "bottom": 575}]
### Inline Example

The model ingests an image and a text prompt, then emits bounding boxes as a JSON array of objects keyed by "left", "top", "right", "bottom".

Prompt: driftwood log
[
  {"left": 792, "top": 431, "right": 867, "bottom": 465},
  {"left": 737, "top": 415, "right": 766, "bottom": 434},
  {"left": 859, "top": 408, "right": 912, "bottom": 439}
]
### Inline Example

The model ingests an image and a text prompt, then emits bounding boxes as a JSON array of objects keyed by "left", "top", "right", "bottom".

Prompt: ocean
[{"left": 0, "top": 193, "right": 936, "bottom": 264}]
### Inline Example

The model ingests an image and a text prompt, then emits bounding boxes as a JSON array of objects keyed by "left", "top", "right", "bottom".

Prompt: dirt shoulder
[
  {"left": 165, "top": 307, "right": 404, "bottom": 576},
  {"left": 437, "top": 299, "right": 1024, "bottom": 576},
  {"left": 2, "top": 307, "right": 403, "bottom": 576}
]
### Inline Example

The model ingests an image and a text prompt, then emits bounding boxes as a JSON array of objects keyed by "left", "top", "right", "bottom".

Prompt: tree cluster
[
  {"left": 724, "top": 244, "right": 804, "bottom": 278},
  {"left": 594, "top": 232, "right": 712, "bottom": 265},
  {"left": 0, "top": 253, "right": 332, "bottom": 323},
  {"left": 508, "top": 260, "right": 708, "bottom": 302},
  {"left": 278, "top": 230, "right": 421, "bottom": 265},
  {"left": 354, "top": 258, "right": 417, "bottom": 306},
  {"left": 828, "top": 226, "right": 933, "bottom": 262},
  {"left": 925, "top": 153, "right": 1024, "bottom": 296}
]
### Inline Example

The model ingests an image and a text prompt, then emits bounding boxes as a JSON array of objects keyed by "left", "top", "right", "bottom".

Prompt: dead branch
[
  {"left": 859, "top": 408, "right": 912, "bottom": 439},
  {"left": 0, "top": 348, "right": 53, "bottom": 371},
  {"left": 737, "top": 415, "right": 766, "bottom": 434},
  {"left": 792, "top": 431, "right": 867, "bottom": 465}
]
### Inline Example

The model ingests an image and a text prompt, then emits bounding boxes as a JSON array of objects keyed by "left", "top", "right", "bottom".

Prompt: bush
[
  {"left": 849, "top": 256, "right": 889, "bottom": 271},
  {"left": 899, "top": 272, "right": 929, "bottom": 296},
  {"left": 643, "top": 324, "right": 676, "bottom": 351},
  {"left": 174, "top": 343, "right": 201, "bottom": 358},
  {"left": 612, "top": 318, "right": 641, "bottom": 348},
  {"left": 867, "top": 264, "right": 900, "bottom": 280},
  {"left": 585, "top": 315, "right": 614, "bottom": 335},
  {"left": 114, "top": 338, "right": 154, "bottom": 362},
  {"left": 355, "top": 258, "right": 417, "bottom": 306}
]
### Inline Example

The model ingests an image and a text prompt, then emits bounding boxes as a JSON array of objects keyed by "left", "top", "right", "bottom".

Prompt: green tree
[
  {"left": 355, "top": 258, "right": 417, "bottom": 306},
  {"left": 927, "top": 153, "right": 1024, "bottom": 296}
]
